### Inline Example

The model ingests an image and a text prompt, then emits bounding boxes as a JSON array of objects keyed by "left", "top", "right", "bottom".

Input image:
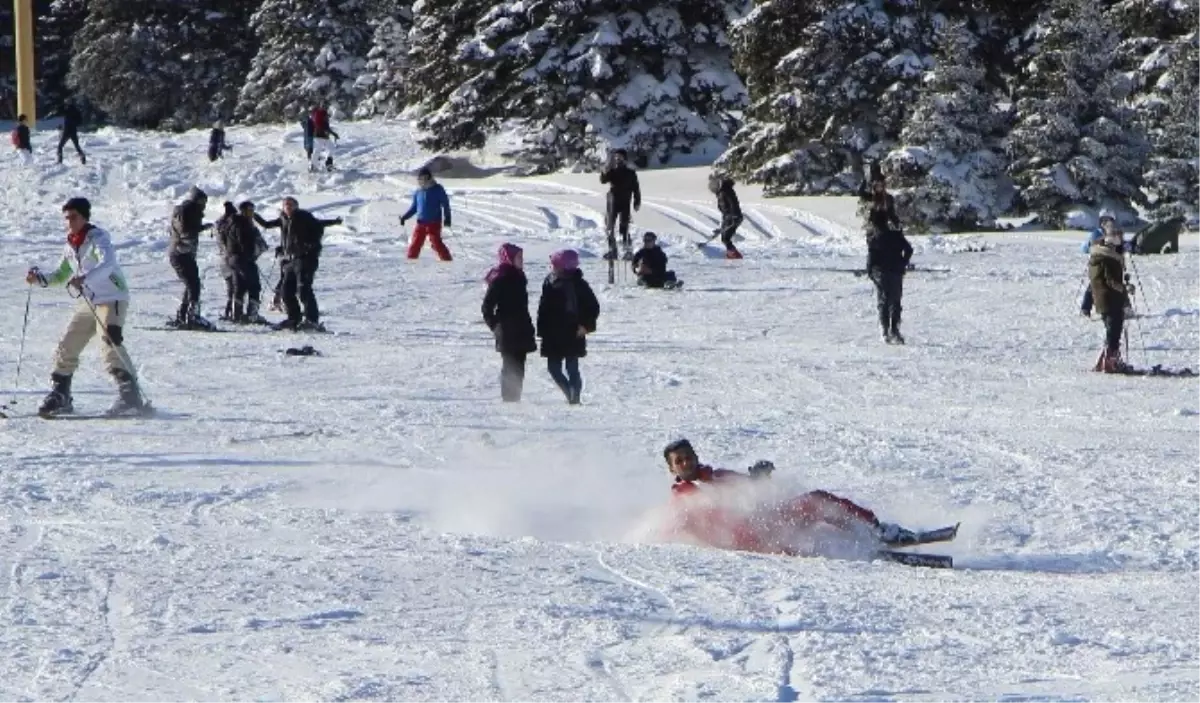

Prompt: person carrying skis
[
  {"left": 661, "top": 438, "right": 918, "bottom": 553},
  {"left": 630, "top": 232, "right": 678, "bottom": 288},
  {"left": 57, "top": 101, "right": 86, "bottom": 165},
  {"left": 600, "top": 149, "right": 641, "bottom": 260},
  {"left": 482, "top": 243, "right": 538, "bottom": 402},
  {"left": 254, "top": 197, "right": 342, "bottom": 331},
  {"left": 867, "top": 222, "right": 914, "bottom": 344},
  {"left": 167, "top": 186, "right": 214, "bottom": 329},
  {"left": 25, "top": 197, "right": 146, "bottom": 417},
  {"left": 1088, "top": 226, "right": 1134, "bottom": 372},
  {"left": 710, "top": 174, "right": 744, "bottom": 259},
  {"left": 12, "top": 114, "right": 32, "bottom": 166},
  {"left": 537, "top": 249, "right": 600, "bottom": 405},
  {"left": 208, "top": 122, "right": 232, "bottom": 162},
  {"left": 308, "top": 104, "right": 339, "bottom": 172},
  {"left": 218, "top": 201, "right": 270, "bottom": 323},
  {"left": 400, "top": 167, "right": 453, "bottom": 261}
]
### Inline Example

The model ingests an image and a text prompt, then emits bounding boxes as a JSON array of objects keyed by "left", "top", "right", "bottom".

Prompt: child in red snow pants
[{"left": 407, "top": 221, "right": 452, "bottom": 261}]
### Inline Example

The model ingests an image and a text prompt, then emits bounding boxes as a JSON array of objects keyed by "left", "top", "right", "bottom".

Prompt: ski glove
[
  {"left": 25, "top": 267, "right": 47, "bottom": 286},
  {"left": 399, "top": 216, "right": 407, "bottom": 226},
  {"left": 444, "top": 218, "right": 452, "bottom": 228}
]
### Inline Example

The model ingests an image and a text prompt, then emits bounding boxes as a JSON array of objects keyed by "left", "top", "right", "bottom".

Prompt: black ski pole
[
  {"left": 1, "top": 284, "right": 33, "bottom": 417},
  {"left": 1126, "top": 253, "right": 1151, "bottom": 315}
]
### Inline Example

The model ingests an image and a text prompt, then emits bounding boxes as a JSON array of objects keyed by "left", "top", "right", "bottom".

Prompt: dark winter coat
[
  {"left": 168, "top": 198, "right": 209, "bottom": 256},
  {"left": 255, "top": 210, "right": 339, "bottom": 259},
  {"left": 301, "top": 117, "right": 314, "bottom": 151},
  {"left": 482, "top": 266, "right": 537, "bottom": 355},
  {"left": 14, "top": 124, "right": 30, "bottom": 151},
  {"left": 858, "top": 180, "right": 901, "bottom": 235},
  {"left": 220, "top": 213, "right": 268, "bottom": 262},
  {"left": 866, "top": 228, "right": 913, "bottom": 274},
  {"left": 600, "top": 165, "right": 641, "bottom": 208},
  {"left": 1088, "top": 243, "right": 1128, "bottom": 315},
  {"left": 62, "top": 105, "right": 81, "bottom": 134},
  {"left": 537, "top": 269, "right": 600, "bottom": 359},
  {"left": 208, "top": 128, "right": 230, "bottom": 159},
  {"left": 717, "top": 179, "right": 741, "bottom": 218},
  {"left": 631, "top": 245, "right": 668, "bottom": 276}
]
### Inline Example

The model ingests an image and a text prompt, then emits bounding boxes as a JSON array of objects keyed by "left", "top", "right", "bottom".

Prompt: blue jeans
[{"left": 547, "top": 357, "right": 582, "bottom": 404}]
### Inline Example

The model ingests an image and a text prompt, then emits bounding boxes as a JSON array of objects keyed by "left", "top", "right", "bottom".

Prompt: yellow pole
[{"left": 14, "top": 0, "right": 36, "bottom": 126}]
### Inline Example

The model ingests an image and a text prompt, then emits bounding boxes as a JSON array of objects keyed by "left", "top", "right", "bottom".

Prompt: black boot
[
  {"left": 890, "top": 307, "right": 904, "bottom": 345},
  {"left": 879, "top": 309, "right": 892, "bottom": 343},
  {"left": 38, "top": 373, "right": 74, "bottom": 417},
  {"left": 108, "top": 369, "right": 146, "bottom": 416}
]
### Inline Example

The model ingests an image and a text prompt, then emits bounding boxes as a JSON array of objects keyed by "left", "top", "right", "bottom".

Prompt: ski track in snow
[{"left": 0, "top": 121, "right": 1197, "bottom": 701}]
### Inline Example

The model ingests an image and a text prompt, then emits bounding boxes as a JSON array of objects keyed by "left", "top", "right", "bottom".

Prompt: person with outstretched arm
[
  {"left": 255, "top": 197, "right": 342, "bottom": 331},
  {"left": 600, "top": 149, "right": 641, "bottom": 259}
]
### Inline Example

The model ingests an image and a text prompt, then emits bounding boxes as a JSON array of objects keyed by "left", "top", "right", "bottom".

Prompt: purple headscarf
[
  {"left": 549, "top": 248, "right": 579, "bottom": 274},
  {"left": 485, "top": 242, "right": 523, "bottom": 283}
]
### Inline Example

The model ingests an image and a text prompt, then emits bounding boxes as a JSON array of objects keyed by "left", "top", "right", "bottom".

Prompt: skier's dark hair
[
  {"left": 612, "top": 148, "right": 628, "bottom": 158},
  {"left": 63, "top": 197, "right": 91, "bottom": 219},
  {"left": 663, "top": 438, "right": 693, "bottom": 461},
  {"left": 238, "top": 200, "right": 255, "bottom": 211},
  {"left": 17, "top": 114, "right": 26, "bottom": 122},
  {"left": 417, "top": 167, "right": 432, "bottom": 179},
  {"left": 643, "top": 231, "right": 657, "bottom": 240}
]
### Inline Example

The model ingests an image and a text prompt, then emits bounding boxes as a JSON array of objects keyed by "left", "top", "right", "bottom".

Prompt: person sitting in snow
[
  {"left": 1088, "top": 228, "right": 1134, "bottom": 373},
  {"left": 1079, "top": 209, "right": 1130, "bottom": 318},
  {"left": 662, "top": 438, "right": 918, "bottom": 553},
  {"left": 630, "top": 232, "right": 678, "bottom": 288}
]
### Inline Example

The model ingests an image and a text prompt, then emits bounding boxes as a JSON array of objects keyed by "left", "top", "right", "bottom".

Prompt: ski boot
[
  {"left": 325, "top": 156, "right": 335, "bottom": 172},
  {"left": 107, "top": 369, "right": 148, "bottom": 416},
  {"left": 297, "top": 320, "right": 327, "bottom": 333},
  {"left": 724, "top": 248, "right": 743, "bottom": 260},
  {"left": 243, "top": 300, "right": 270, "bottom": 325},
  {"left": 877, "top": 522, "right": 919, "bottom": 547},
  {"left": 38, "top": 373, "right": 74, "bottom": 417}
]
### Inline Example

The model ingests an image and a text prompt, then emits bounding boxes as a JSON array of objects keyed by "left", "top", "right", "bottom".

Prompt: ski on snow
[
  {"left": 877, "top": 551, "right": 954, "bottom": 569},
  {"left": 875, "top": 523, "right": 959, "bottom": 569}
]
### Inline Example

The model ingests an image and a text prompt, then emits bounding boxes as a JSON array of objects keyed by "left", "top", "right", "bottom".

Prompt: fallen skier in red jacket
[{"left": 660, "top": 438, "right": 935, "bottom": 557}]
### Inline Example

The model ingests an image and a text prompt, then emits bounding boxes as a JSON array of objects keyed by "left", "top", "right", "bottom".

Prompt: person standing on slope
[
  {"left": 482, "top": 243, "right": 538, "bottom": 402},
  {"left": 301, "top": 109, "right": 315, "bottom": 162},
  {"left": 255, "top": 196, "right": 342, "bottom": 331},
  {"left": 309, "top": 104, "right": 339, "bottom": 172},
  {"left": 600, "top": 149, "right": 641, "bottom": 260},
  {"left": 631, "top": 232, "right": 679, "bottom": 288},
  {"left": 1088, "top": 227, "right": 1133, "bottom": 372},
  {"left": 57, "top": 101, "right": 87, "bottom": 165},
  {"left": 167, "top": 186, "right": 214, "bottom": 329},
  {"left": 710, "top": 174, "right": 744, "bottom": 259},
  {"left": 25, "top": 197, "right": 146, "bottom": 417},
  {"left": 218, "top": 201, "right": 270, "bottom": 323},
  {"left": 867, "top": 224, "right": 913, "bottom": 344},
  {"left": 12, "top": 114, "right": 32, "bottom": 166},
  {"left": 1079, "top": 210, "right": 1128, "bottom": 318},
  {"left": 214, "top": 201, "right": 238, "bottom": 320},
  {"left": 537, "top": 249, "right": 600, "bottom": 405},
  {"left": 208, "top": 122, "right": 232, "bottom": 162},
  {"left": 400, "top": 167, "right": 453, "bottom": 261},
  {"left": 857, "top": 162, "right": 901, "bottom": 239}
]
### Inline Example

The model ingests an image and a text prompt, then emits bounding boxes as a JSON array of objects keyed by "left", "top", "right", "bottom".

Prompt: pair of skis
[{"left": 876, "top": 522, "right": 959, "bottom": 569}]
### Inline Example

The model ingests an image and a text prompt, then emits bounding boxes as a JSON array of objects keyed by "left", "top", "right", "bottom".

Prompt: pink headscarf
[
  {"left": 549, "top": 248, "right": 579, "bottom": 274},
  {"left": 485, "top": 242, "right": 523, "bottom": 283}
]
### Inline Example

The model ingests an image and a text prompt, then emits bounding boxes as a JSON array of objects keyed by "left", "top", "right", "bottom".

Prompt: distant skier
[
  {"left": 600, "top": 149, "right": 641, "bottom": 260},
  {"left": 537, "top": 249, "right": 600, "bottom": 405},
  {"left": 710, "top": 174, "right": 743, "bottom": 259},
  {"left": 867, "top": 223, "right": 913, "bottom": 344},
  {"left": 400, "top": 167, "right": 453, "bottom": 261},
  {"left": 255, "top": 196, "right": 342, "bottom": 331},
  {"left": 167, "top": 186, "right": 214, "bottom": 329},
  {"left": 12, "top": 114, "right": 32, "bottom": 166},
  {"left": 661, "top": 438, "right": 921, "bottom": 552},
  {"left": 482, "top": 243, "right": 538, "bottom": 402},
  {"left": 208, "top": 122, "right": 232, "bottom": 162},
  {"left": 1088, "top": 227, "right": 1133, "bottom": 372},
  {"left": 219, "top": 201, "right": 270, "bottom": 323},
  {"left": 1079, "top": 210, "right": 1128, "bottom": 317},
  {"left": 631, "top": 232, "right": 679, "bottom": 288},
  {"left": 309, "top": 104, "right": 339, "bottom": 172},
  {"left": 25, "top": 197, "right": 146, "bottom": 417},
  {"left": 300, "top": 110, "right": 315, "bottom": 162},
  {"left": 57, "top": 101, "right": 86, "bottom": 165}
]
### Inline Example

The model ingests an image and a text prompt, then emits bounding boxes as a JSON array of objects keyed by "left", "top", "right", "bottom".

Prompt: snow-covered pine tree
[
  {"left": 36, "top": 0, "right": 89, "bottom": 118},
  {"left": 354, "top": 1, "right": 413, "bottom": 118},
  {"left": 1007, "top": 0, "right": 1150, "bottom": 227},
  {"left": 415, "top": 0, "right": 749, "bottom": 172},
  {"left": 1139, "top": 31, "right": 1198, "bottom": 221},
  {"left": 68, "top": 0, "right": 258, "bottom": 129},
  {"left": 881, "top": 19, "right": 1011, "bottom": 232},
  {"left": 237, "top": 0, "right": 373, "bottom": 124},
  {"left": 717, "top": 0, "right": 935, "bottom": 196}
]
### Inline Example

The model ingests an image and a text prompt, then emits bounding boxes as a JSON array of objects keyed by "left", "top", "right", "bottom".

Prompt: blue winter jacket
[{"left": 402, "top": 183, "right": 452, "bottom": 225}]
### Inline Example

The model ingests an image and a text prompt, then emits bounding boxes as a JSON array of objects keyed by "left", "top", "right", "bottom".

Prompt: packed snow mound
[{"left": 418, "top": 154, "right": 514, "bottom": 179}]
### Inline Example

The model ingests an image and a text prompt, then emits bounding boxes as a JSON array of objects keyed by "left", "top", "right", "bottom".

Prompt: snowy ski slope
[{"left": 0, "top": 121, "right": 1197, "bottom": 701}]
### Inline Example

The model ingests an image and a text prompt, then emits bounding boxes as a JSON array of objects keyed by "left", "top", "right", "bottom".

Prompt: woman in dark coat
[
  {"left": 537, "top": 249, "right": 600, "bottom": 405},
  {"left": 1088, "top": 229, "right": 1132, "bottom": 372},
  {"left": 482, "top": 243, "right": 537, "bottom": 401}
]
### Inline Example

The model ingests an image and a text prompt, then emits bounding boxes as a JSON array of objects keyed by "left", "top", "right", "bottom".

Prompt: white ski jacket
[{"left": 38, "top": 225, "right": 131, "bottom": 303}]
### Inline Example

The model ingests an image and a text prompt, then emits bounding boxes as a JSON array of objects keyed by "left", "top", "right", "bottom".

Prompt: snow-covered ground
[{"left": 0, "top": 121, "right": 1197, "bottom": 702}]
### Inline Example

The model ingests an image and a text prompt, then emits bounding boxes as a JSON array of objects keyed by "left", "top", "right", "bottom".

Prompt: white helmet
[{"left": 1098, "top": 208, "right": 1116, "bottom": 225}]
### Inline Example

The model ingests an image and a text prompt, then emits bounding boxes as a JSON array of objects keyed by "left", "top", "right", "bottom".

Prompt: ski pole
[
  {"left": 1126, "top": 253, "right": 1151, "bottom": 315},
  {"left": 69, "top": 285, "right": 152, "bottom": 409},
  {"left": 1, "top": 284, "right": 33, "bottom": 416}
]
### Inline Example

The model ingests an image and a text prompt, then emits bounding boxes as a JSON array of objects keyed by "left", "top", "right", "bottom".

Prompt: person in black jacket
[
  {"left": 600, "top": 149, "right": 641, "bottom": 260},
  {"left": 857, "top": 163, "right": 901, "bottom": 238},
  {"left": 867, "top": 227, "right": 914, "bottom": 344},
  {"left": 482, "top": 243, "right": 538, "bottom": 402},
  {"left": 631, "top": 232, "right": 678, "bottom": 288},
  {"left": 167, "top": 186, "right": 213, "bottom": 329},
  {"left": 254, "top": 197, "right": 342, "bottom": 331},
  {"left": 218, "top": 201, "right": 270, "bottom": 323},
  {"left": 208, "top": 122, "right": 232, "bottom": 162},
  {"left": 710, "top": 175, "right": 744, "bottom": 259},
  {"left": 12, "top": 114, "right": 32, "bottom": 166},
  {"left": 537, "top": 249, "right": 600, "bottom": 405},
  {"left": 57, "top": 102, "right": 86, "bottom": 165}
]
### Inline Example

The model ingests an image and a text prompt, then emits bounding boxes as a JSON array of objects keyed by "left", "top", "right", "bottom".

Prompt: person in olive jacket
[
  {"left": 482, "top": 243, "right": 537, "bottom": 402},
  {"left": 1088, "top": 228, "right": 1133, "bottom": 372},
  {"left": 537, "top": 249, "right": 600, "bottom": 405}
]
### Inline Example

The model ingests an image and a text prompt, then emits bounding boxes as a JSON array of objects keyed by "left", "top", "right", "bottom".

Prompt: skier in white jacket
[{"left": 25, "top": 197, "right": 147, "bottom": 417}]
